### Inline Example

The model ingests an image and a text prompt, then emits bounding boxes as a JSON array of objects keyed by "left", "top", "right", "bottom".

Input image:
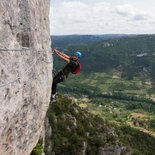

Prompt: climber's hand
[{"left": 53, "top": 49, "right": 57, "bottom": 54}]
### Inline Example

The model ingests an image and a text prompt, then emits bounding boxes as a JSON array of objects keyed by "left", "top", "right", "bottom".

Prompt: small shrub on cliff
[{"left": 31, "top": 143, "right": 42, "bottom": 155}]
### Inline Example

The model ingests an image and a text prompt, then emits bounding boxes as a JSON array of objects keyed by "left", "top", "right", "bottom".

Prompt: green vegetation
[
  {"left": 31, "top": 142, "right": 43, "bottom": 155},
  {"left": 52, "top": 34, "right": 155, "bottom": 136},
  {"left": 48, "top": 35, "right": 155, "bottom": 154},
  {"left": 53, "top": 34, "right": 155, "bottom": 81},
  {"left": 45, "top": 94, "right": 120, "bottom": 155},
  {"left": 45, "top": 94, "right": 155, "bottom": 155},
  {"left": 117, "top": 125, "right": 155, "bottom": 155}
]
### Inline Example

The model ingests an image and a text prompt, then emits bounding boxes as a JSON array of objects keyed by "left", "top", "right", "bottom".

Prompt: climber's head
[{"left": 73, "top": 51, "right": 82, "bottom": 60}]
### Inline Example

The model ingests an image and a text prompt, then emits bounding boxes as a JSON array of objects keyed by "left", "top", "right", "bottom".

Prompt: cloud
[
  {"left": 50, "top": 1, "right": 155, "bottom": 35},
  {"left": 114, "top": 4, "right": 136, "bottom": 17},
  {"left": 114, "top": 4, "right": 153, "bottom": 21},
  {"left": 50, "top": 1, "right": 114, "bottom": 34},
  {"left": 133, "top": 14, "right": 148, "bottom": 21}
]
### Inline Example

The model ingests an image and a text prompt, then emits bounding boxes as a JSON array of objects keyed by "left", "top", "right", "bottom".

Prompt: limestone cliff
[{"left": 0, "top": 0, "right": 52, "bottom": 155}]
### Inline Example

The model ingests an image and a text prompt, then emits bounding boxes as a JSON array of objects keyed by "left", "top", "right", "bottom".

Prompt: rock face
[{"left": 0, "top": 0, "right": 52, "bottom": 155}]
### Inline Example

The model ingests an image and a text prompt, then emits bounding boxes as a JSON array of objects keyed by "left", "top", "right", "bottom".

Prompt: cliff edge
[{"left": 0, "top": 0, "right": 52, "bottom": 154}]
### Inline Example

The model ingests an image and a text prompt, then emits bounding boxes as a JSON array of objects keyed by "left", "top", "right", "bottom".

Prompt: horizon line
[{"left": 50, "top": 33, "right": 155, "bottom": 36}]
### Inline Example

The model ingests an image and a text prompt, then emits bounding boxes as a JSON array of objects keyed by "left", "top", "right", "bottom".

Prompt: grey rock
[
  {"left": 98, "top": 145, "right": 130, "bottom": 155},
  {"left": 40, "top": 117, "right": 52, "bottom": 155},
  {"left": 0, "top": 0, "right": 52, "bottom": 155},
  {"left": 44, "top": 117, "right": 52, "bottom": 153},
  {"left": 77, "top": 141, "right": 87, "bottom": 155}
]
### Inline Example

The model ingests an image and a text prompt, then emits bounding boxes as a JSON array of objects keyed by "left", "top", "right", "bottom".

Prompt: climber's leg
[{"left": 51, "top": 73, "right": 64, "bottom": 102}]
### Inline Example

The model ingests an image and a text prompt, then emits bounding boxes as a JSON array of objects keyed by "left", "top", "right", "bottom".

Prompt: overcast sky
[{"left": 50, "top": 0, "right": 155, "bottom": 35}]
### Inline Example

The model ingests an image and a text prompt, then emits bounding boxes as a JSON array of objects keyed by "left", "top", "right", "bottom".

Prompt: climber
[{"left": 50, "top": 49, "right": 82, "bottom": 103}]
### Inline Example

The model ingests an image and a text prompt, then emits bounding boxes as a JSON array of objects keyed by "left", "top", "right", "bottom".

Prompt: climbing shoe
[{"left": 50, "top": 94, "right": 56, "bottom": 103}]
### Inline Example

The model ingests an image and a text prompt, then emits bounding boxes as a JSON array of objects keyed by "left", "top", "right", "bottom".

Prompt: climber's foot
[{"left": 50, "top": 94, "right": 56, "bottom": 103}]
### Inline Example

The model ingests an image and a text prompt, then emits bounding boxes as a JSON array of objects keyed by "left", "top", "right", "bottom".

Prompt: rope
[
  {"left": 0, "top": 47, "right": 53, "bottom": 89},
  {"left": 41, "top": 57, "right": 53, "bottom": 64},
  {"left": 0, "top": 48, "right": 53, "bottom": 62},
  {"left": 0, "top": 55, "right": 52, "bottom": 89},
  {"left": 0, "top": 55, "right": 38, "bottom": 88},
  {"left": 0, "top": 48, "right": 53, "bottom": 52},
  {"left": 0, "top": 47, "right": 31, "bottom": 52}
]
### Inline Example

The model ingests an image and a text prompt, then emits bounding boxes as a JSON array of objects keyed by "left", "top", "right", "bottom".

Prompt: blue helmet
[{"left": 74, "top": 51, "right": 82, "bottom": 58}]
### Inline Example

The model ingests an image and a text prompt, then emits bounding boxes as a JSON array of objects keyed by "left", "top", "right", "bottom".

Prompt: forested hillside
[
  {"left": 53, "top": 34, "right": 155, "bottom": 80},
  {"left": 45, "top": 95, "right": 155, "bottom": 155},
  {"left": 51, "top": 35, "right": 155, "bottom": 149},
  {"left": 32, "top": 94, "right": 155, "bottom": 155},
  {"left": 52, "top": 34, "right": 132, "bottom": 48},
  {"left": 52, "top": 35, "right": 155, "bottom": 95}
]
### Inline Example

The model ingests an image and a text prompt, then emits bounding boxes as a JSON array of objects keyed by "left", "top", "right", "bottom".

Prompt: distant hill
[
  {"left": 52, "top": 34, "right": 155, "bottom": 81},
  {"left": 52, "top": 34, "right": 135, "bottom": 49}
]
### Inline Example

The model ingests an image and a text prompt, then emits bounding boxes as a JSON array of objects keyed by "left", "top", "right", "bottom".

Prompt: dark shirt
[{"left": 61, "top": 58, "right": 78, "bottom": 78}]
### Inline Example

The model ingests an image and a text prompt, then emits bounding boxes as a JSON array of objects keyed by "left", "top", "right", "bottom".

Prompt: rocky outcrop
[
  {"left": 98, "top": 145, "right": 130, "bottom": 155},
  {"left": 41, "top": 117, "right": 52, "bottom": 155},
  {"left": 0, "top": 0, "right": 52, "bottom": 155},
  {"left": 44, "top": 95, "right": 130, "bottom": 155}
]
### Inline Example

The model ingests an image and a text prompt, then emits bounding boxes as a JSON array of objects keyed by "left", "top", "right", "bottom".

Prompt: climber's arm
[
  {"left": 53, "top": 49, "right": 70, "bottom": 63},
  {"left": 53, "top": 49, "right": 70, "bottom": 59}
]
